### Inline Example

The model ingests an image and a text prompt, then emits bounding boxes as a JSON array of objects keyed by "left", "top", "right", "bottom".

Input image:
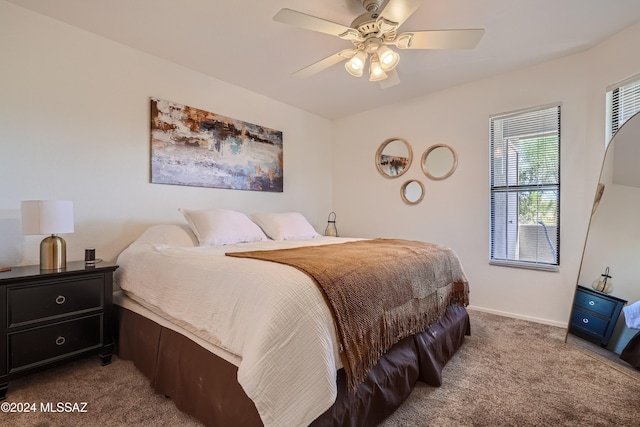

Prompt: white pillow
[
  {"left": 179, "top": 208, "right": 267, "bottom": 246},
  {"left": 251, "top": 212, "right": 320, "bottom": 240}
]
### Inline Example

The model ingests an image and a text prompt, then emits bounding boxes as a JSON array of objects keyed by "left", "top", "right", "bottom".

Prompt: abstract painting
[{"left": 150, "top": 97, "right": 283, "bottom": 192}]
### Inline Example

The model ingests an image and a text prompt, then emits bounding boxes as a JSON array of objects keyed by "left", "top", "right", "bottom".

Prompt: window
[
  {"left": 490, "top": 104, "right": 560, "bottom": 271},
  {"left": 607, "top": 74, "right": 640, "bottom": 140}
]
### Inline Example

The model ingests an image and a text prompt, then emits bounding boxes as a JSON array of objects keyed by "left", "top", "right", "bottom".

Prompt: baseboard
[{"left": 467, "top": 305, "right": 568, "bottom": 329}]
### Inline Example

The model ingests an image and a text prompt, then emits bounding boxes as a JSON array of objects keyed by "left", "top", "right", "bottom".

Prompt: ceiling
[{"left": 7, "top": 0, "right": 640, "bottom": 120}]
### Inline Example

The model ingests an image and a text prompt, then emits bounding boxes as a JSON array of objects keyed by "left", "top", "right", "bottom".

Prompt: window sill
[{"left": 490, "top": 259, "right": 559, "bottom": 272}]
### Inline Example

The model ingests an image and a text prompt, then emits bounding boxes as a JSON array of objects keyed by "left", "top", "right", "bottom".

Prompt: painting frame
[{"left": 150, "top": 97, "right": 283, "bottom": 192}]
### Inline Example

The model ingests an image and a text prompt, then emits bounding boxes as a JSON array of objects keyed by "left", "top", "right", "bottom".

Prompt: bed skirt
[{"left": 114, "top": 305, "right": 470, "bottom": 426}]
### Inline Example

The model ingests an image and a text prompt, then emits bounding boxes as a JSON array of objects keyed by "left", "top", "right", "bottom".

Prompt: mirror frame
[
  {"left": 375, "top": 137, "right": 413, "bottom": 178},
  {"left": 421, "top": 144, "right": 458, "bottom": 180},
  {"left": 400, "top": 179, "right": 425, "bottom": 205}
]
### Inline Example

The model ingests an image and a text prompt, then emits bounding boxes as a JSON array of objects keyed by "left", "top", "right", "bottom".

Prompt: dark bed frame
[
  {"left": 620, "top": 331, "right": 640, "bottom": 370},
  {"left": 114, "top": 304, "right": 470, "bottom": 426}
]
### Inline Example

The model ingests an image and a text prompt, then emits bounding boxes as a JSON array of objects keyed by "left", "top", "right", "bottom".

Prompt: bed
[
  {"left": 621, "top": 301, "right": 640, "bottom": 369},
  {"left": 620, "top": 331, "right": 640, "bottom": 369},
  {"left": 113, "top": 210, "right": 471, "bottom": 426}
]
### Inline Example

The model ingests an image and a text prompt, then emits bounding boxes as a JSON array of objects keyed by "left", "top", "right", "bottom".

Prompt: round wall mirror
[
  {"left": 375, "top": 138, "right": 413, "bottom": 178},
  {"left": 421, "top": 144, "right": 458, "bottom": 180},
  {"left": 400, "top": 180, "right": 425, "bottom": 205}
]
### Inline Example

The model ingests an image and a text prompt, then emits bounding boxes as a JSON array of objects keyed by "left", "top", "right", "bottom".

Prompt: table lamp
[
  {"left": 592, "top": 266, "right": 613, "bottom": 293},
  {"left": 21, "top": 200, "right": 74, "bottom": 271}
]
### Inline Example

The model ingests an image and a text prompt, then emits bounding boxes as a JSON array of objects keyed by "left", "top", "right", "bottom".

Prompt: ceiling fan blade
[
  {"left": 379, "top": 69, "right": 400, "bottom": 89},
  {"left": 274, "top": 8, "right": 352, "bottom": 36},
  {"left": 292, "top": 49, "right": 356, "bottom": 79},
  {"left": 396, "top": 29, "right": 485, "bottom": 50},
  {"left": 379, "top": 0, "right": 424, "bottom": 26}
]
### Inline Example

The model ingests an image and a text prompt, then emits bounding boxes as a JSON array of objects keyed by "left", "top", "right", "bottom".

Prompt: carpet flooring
[{"left": 2, "top": 309, "right": 639, "bottom": 426}]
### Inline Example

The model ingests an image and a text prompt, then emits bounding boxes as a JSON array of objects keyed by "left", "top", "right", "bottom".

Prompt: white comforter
[{"left": 115, "top": 225, "right": 361, "bottom": 427}]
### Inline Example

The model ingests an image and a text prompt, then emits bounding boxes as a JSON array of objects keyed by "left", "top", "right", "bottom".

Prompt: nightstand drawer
[
  {"left": 573, "top": 290, "right": 616, "bottom": 317},
  {"left": 9, "top": 315, "right": 102, "bottom": 371},
  {"left": 570, "top": 307, "right": 608, "bottom": 337},
  {"left": 8, "top": 276, "right": 103, "bottom": 327}
]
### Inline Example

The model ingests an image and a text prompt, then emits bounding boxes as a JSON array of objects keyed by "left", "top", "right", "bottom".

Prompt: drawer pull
[
  {"left": 55, "top": 336, "right": 66, "bottom": 346},
  {"left": 582, "top": 318, "right": 589, "bottom": 324},
  {"left": 55, "top": 295, "right": 66, "bottom": 305},
  {"left": 588, "top": 300, "right": 595, "bottom": 306}
]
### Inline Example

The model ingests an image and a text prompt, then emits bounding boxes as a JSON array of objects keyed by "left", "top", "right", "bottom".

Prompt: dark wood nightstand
[
  {"left": 569, "top": 285, "right": 627, "bottom": 348},
  {"left": 0, "top": 261, "right": 118, "bottom": 400}
]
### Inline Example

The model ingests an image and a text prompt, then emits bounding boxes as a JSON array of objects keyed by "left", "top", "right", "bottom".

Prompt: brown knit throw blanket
[{"left": 226, "top": 239, "right": 469, "bottom": 390}]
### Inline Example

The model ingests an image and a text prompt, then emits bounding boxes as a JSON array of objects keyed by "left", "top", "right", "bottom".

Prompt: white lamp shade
[
  {"left": 369, "top": 55, "right": 388, "bottom": 82},
  {"left": 377, "top": 45, "right": 399, "bottom": 72},
  {"left": 345, "top": 51, "right": 367, "bottom": 77},
  {"left": 21, "top": 200, "right": 74, "bottom": 235}
]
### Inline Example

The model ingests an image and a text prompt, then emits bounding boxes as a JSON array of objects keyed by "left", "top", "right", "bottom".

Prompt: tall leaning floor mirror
[{"left": 566, "top": 111, "right": 640, "bottom": 374}]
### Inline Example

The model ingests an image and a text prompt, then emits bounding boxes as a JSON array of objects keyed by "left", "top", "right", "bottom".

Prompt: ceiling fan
[{"left": 273, "top": 0, "right": 484, "bottom": 88}]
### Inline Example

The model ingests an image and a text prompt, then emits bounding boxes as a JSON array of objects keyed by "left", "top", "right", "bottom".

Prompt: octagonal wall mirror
[
  {"left": 421, "top": 144, "right": 458, "bottom": 180},
  {"left": 400, "top": 180, "right": 425, "bottom": 205},
  {"left": 376, "top": 137, "right": 413, "bottom": 178}
]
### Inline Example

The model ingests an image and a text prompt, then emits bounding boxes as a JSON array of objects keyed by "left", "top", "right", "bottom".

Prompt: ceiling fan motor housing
[
  {"left": 361, "top": 0, "right": 383, "bottom": 12},
  {"left": 349, "top": 13, "right": 398, "bottom": 46}
]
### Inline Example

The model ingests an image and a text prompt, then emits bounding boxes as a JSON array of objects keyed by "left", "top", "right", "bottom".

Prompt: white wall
[
  {"left": 0, "top": 1, "right": 333, "bottom": 266},
  {"left": 332, "top": 21, "right": 640, "bottom": 326}
]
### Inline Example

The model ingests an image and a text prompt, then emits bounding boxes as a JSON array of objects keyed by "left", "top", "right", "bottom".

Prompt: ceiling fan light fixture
[
  {"left": 273, "top": 2, "right": 485, "bottom": 87},
  {"left": 369, "top": 54, "right": 388, "bottom": 82},
  {"left": 345, "top": 50, "right": 367, "bottom": 77},
  {"left": 377, "top": 45, "right": 399, "bottom": 71}
]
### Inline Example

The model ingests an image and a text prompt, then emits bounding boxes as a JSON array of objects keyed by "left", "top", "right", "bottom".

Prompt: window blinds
[
  {"left": 610, "top": 75, "right": 640, "bottom": 137},
  {"left": 490, "top": 104, "right": 561, "bottom": 270}
]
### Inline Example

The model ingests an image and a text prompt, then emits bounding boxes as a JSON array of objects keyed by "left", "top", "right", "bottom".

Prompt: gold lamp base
[{"left": 40, "top": 234, "right": 67, "bottom": 271}]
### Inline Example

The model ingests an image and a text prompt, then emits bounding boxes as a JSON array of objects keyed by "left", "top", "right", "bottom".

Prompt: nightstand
[
  {"left": 569, "top": 285, "right": 627, "bottom": 347},
  {"left": 0, "top": 261, "right": 118, "bottom": 400}
]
